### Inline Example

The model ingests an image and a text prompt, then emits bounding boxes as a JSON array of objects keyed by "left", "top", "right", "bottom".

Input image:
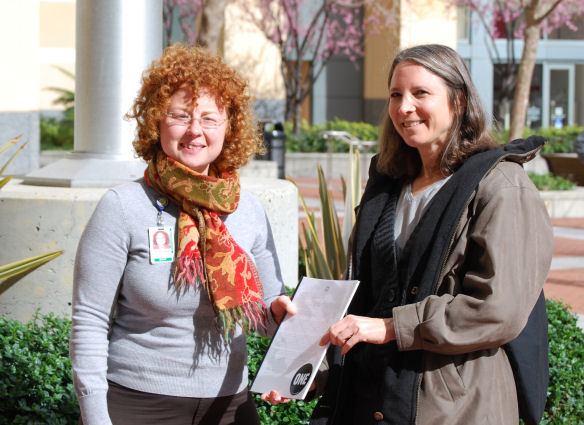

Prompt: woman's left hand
[
  {"left": 270, "top": 295, "right": 297, "bottom": 325},
  {"left": 320, "top": 315, "right": 396, "bottom": 354}
]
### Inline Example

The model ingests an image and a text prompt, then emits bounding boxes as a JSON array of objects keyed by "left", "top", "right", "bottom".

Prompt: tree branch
[{"left": 535, "top": 0, "right": 565, "bottom": 24}]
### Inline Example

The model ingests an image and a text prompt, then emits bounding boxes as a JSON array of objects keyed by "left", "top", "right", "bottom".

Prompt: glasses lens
[
  {"left": 200, "top": 117, "right": 220, "bottom": 128},
  {"left": 168, "top": 113, "right": 190, "bottom": 124},
  {"left": 167, "top": 113, "right": 225, "bottom": 128}
]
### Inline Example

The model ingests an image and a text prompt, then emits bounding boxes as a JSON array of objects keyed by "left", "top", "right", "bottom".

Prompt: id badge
[{"left": 149, "top": 226, "right": 175, "bottom": 264}]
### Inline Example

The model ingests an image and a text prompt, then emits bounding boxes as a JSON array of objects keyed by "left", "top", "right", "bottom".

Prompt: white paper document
[{"left": 250, "top": 277, "right": 360, "bottom": 400}]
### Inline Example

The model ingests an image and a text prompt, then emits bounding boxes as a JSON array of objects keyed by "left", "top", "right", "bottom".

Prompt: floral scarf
[{"left": 145, "top": 152, "right": 267, "bottom": 334}]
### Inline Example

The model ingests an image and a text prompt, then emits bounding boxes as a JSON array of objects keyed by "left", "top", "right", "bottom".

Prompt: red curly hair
[{"left": 127, "top": 43, "right": 264, "bottom": 172}]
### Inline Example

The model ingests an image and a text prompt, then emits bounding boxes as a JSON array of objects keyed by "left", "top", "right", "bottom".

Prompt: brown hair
[
  {"left": 377, "top": 44, "right": 498, "bottom": 179},
  {"left": 127, "top": 43, "right": 264, "bottom": 172}
]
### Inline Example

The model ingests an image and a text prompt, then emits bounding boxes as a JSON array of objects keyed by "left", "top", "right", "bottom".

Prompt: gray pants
[{"left": 80, "top": 381, "right": 261, "bottom": 425}]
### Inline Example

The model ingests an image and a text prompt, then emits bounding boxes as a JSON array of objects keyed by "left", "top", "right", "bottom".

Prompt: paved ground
[
  {"left": 291, "top": 176, "right": 584, "bottom": 329},
  {"left": 547, "top": 218, "right": 584, "bottom": 329}
]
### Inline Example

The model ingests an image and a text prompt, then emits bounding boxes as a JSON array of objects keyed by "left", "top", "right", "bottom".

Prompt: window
[
  {"left": 493, "top": 64, "right": 542, "bottom": 129},
  {"left": 547, "top": 15, "right": 584, "bottom": 40}
]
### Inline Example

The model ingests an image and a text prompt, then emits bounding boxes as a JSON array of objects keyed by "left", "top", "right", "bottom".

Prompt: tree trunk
[
  {"left": 163, "top": 3, "right": 174, "bottom": 47},
  {"left": 293, "top": 100, "right": 302, "bottom": 137},
  {"left": 509, "top": 11, "right": 540, "bottom": 141},
  {"left": 199, "top": 0, "right": 227, "bottom": 54}
]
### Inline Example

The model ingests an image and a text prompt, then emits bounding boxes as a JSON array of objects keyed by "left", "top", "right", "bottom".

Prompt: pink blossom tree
[
  {"left": 163, "top": 0, "right": 204, "bottom": 46},
  {"left": 452, "top": 0, "right": 584, "bottom": 140},
  {"left": 244, "top": 0, "right": 396, "bottom": 134}
]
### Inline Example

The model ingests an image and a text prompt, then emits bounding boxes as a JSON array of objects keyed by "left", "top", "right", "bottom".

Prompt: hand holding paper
[
  {"left": 250, "top": 277, "right": 359, "bottom": 400},
  {"left": 320, "top": 314, "right": 396, "bottom": 355}
]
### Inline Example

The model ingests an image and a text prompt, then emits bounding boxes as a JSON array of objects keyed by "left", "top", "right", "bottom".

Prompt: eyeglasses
[{"left": 165, "top": 112, "right": 228, "bottom": 129}]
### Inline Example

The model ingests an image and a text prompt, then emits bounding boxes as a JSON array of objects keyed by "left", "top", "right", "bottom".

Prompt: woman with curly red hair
[{"left": 70, "top": 43, "right": 295, "bottom": 425}]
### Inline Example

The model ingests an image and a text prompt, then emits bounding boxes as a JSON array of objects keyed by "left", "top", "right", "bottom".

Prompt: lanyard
[{"left": 155, "top": 197, "right": 169, "bottom": 227}]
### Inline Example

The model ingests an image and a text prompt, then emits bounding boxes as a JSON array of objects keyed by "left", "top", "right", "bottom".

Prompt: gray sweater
[{"left": 70, "top": 179, "right": 286, "bottom": 425}]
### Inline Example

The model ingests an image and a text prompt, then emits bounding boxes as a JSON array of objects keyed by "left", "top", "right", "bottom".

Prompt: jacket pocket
[{"left": 435, "top": 356, "right": 466, "bottom": 401}]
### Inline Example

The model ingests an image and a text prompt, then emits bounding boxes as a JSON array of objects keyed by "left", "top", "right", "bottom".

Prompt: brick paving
[
  {"left": 292, "top": 177, "right": 584, "bottom": 317},
  {"left": 546, "top": 220, "right": 584, "bottom": 315}
]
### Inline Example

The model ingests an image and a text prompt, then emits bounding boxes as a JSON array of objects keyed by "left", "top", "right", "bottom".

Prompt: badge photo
[{"left": 149, "top": 226, "right": 175, "bottom": 264}]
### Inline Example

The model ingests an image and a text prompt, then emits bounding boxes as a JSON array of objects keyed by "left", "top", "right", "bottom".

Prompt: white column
[
  {"left": 25, "top": 0, "right": 162, "bottom": 186},
  {"left": 75, "top": 0, "right": 161, "bottom": 157}
]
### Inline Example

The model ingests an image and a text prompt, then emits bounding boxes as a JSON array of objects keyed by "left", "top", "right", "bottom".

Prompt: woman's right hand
[
  {"left": 270, "top": 295, "right": 297, "bottom": 325},
  {"left": 320, "top": 314, "right": 396, "bottom": 354}
]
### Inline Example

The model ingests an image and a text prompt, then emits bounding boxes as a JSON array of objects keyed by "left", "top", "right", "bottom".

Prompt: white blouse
[{"left": 394, "top": 176, "right": 452, "bottom": 255}]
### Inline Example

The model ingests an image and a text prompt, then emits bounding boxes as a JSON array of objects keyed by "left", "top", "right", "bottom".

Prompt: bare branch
[{"left": 534, "top": 0, "right": 564, "bottom": 23}]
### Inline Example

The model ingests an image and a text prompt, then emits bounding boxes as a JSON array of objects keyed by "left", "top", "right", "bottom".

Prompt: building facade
[
  {"left": 2, "top": 0, "right": 582, "bottom": 177},
  {"left": 457, "top": 9, "right": 584, "bottom": 130}
]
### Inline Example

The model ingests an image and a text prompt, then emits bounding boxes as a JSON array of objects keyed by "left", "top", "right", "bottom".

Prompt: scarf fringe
[
  {"left": 218, "top": 300, "right": 268, "bottom": 338},
  {"left": 174, "top": 256, "right": 206, "bottom": 289},
  {"left": 175, "top": 255, "right": 268, "bottom": 338}
]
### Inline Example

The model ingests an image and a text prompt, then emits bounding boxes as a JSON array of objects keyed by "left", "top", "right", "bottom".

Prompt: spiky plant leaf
[
  {"left": 0, "top": 251, "right": 63, "bottom": 281},
  {"left": 0, "top": 176, "right": 13, "bottom": 190},
  {"left": 0, "top": 136, "right": 28, "bottom": 176}
]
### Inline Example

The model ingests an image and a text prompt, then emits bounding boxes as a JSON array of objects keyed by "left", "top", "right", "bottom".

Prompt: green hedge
[
  {"left": 536, "top": 126, "right": 583, "bottom": 154},
  {"left": 0, "top": 312, "right": 79, "bottom": 425},
  {"left": 282, "top": 121, "right": 583, "bottom": 155},
  {"left": 40, "top": 109, "right": 74, "bottom": 151},
  {"left": 1, "top": 299, "right": 582, "bottom": 424},
  {"left": 284, "top": 119, "right": 379, "bottom": 153},
  {"left": 493, "top": 126, "right": 584, "bottom": 154},
  {"left": 543, "top": 300, "right": 584, "bottom": 424},
  {"left": 40, "top": 114, "right": 582, "bottom": 157},
  {"left": 528, "top": 172, "right": 577, "bottom": 191}
]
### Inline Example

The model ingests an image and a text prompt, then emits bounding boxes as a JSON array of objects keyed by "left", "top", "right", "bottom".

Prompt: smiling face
[
  {"left": 159, "top": 86, "right": 227, "bottom": 175},
  {"left": 388, "top": 62, "right": 454, "bottom": 163}
]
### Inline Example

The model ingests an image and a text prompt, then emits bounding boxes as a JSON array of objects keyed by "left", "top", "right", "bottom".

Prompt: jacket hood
[{"left": 502, "top": 135, "right": 546, "bottom": 164}]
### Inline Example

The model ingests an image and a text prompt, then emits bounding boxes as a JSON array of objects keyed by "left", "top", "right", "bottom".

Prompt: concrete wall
[
  {"left": 540, "top": 188, "right": 584, "bottom": 218},
  {"left": 285, "top": 152, "right": 376, "bottom": 181},
  {"left": 0, "top": 177, "right": 298, "bottom": 322}
]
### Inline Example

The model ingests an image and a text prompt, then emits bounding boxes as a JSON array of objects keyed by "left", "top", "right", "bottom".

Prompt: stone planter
[
  {"left": 540, "top": 187, "right": 584, "bottom": 218},
  {"left": 543, "top": 153, "right": 584, "bottom": 186}
]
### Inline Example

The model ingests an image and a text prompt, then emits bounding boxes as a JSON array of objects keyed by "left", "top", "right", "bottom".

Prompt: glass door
[{"left": 542, "top": 64, "right": 575, "bottom": 128}]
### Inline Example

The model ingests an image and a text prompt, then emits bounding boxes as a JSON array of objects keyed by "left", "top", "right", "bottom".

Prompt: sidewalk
[
  {"left": 292, "top": 176, "right": 584, "bottom": 329},
  {"left": 547, "top": 218, "right": 584, "bottom": 329}
]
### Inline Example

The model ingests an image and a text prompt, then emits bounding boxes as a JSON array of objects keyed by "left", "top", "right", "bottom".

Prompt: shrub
[
  {"left": 528, "top": 172, "right": 577, "bottom": 191},
  {"left": 40, "top": 109, "right": 74, "bottom": 151},
  {"left": 543, "top": 299, "right": 584, "bottom": 424},
  {"left": 2, "top": 300, "right": 582, "bottom": 424},
  {"left": 40, "top": 66, "right": 75, "bottom": 151},
  {"left": 0, "top": 312, "right": 79, "bottom": 425},
  {"left": 493, "top": 126, "right": 584, "bottom": 154},
  {"left": 537, "top": 126, "right": 583, "bottom": 154},
  {"left": 284, "top": 119, "right": 379, "bottom": 153}
]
